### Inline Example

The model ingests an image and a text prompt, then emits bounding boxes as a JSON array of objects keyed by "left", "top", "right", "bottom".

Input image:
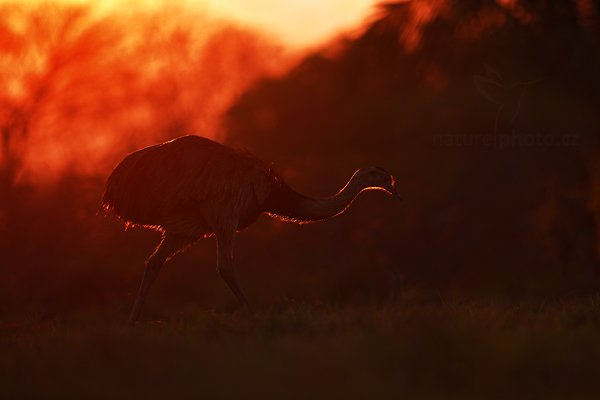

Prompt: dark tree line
[{"left": 225, "top": 0, "right": 600, "bottom": 296}]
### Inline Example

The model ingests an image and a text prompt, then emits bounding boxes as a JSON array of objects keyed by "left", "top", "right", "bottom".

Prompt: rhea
[{"left": 102, "top": 135, "right": 400, "bottom": 323}]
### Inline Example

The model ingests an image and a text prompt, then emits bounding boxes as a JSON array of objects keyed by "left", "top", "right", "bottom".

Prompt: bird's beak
[{"left": 390, "top": 177, "right": 403, "bottom": 201}]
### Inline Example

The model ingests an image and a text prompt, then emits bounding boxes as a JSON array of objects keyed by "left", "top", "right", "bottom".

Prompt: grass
[{"left": 2, "top": 293, "right": 600, "bottom": 399}]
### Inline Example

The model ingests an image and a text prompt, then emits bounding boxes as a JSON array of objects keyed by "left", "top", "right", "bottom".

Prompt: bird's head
[{"left": 354, "top": 166, "right": 402, "bottom": 200}]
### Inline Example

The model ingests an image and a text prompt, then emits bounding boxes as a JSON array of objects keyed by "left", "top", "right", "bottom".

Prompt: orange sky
[
  {"left": 5, "top": 0, "right": 381, "bottom": 48},
  {"left": 1, "top": 0, "right": 384, "bottom": 182},
  {"left": 203, "top": 0, "right": 379, "bottom": 47}
]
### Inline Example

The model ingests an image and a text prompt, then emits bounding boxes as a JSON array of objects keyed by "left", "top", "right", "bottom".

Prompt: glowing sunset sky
[
  {"left": 6, "top": 0, "right": 381, "bottom": 47},
  {"left": 203, "top": 0, "right": 380, "bottom": 47}
]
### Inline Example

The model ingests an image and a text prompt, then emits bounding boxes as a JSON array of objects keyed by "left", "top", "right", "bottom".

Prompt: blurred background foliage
[{"left": 0, "top": 0, "right": 599, "bottom": 315}]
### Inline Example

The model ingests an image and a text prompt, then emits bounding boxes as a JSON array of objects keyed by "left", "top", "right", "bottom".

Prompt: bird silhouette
[{"left": 102, "top": 135, "right": 401, "bottom": 323}]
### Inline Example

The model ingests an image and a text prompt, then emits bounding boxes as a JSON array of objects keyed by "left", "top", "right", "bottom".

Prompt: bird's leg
[
  {"left": 128, "top": 235, "right": 189, "bottom": 325},
  {"left": 216, "top": 230, "right": 254, "bottom": 315}
]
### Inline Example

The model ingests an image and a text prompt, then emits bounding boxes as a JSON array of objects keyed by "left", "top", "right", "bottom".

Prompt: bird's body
[
  {"left": 102, "top": 135, "right": 400, "bottom": 323},
  {"left": 103, "top": 135, "right": 273, "bottom": 236}
]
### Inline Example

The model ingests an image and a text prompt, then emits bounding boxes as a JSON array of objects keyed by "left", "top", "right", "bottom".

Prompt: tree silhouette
[
  {"left": 0, "top": 3, "right": 285, "bottom": 231},
  {"left": 226, "top": 0, "right": 600, "bottom": 292}
]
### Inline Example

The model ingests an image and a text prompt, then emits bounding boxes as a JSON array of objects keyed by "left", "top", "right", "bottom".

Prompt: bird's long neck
[{"left": 264, "top": 175, "right": 366, "bottom": 224}]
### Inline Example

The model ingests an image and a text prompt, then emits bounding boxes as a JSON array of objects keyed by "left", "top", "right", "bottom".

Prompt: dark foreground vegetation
[{"left": 2, "top": 297, "right": 600, "bottom": 399}]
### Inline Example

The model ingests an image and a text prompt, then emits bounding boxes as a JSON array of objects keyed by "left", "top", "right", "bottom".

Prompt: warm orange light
[
  {"left": 0, "top": 2, "right": 291, "bottom": 183},
  {"left": 0, "top": 0, "right": 386, "bottom": 183},
  {"left": 2, "top": 0, "right": 380, "bottom": 48}
]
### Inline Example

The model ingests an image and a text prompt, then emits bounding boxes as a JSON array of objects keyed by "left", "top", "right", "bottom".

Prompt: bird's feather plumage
[
  {"left": 102, "top": 135, "right": 398, "bottom": 322},
  {"left": 102, "top": 135, "right": 274, "bottom": 236}
]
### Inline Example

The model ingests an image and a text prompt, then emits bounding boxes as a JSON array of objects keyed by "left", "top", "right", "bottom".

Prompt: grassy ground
[{"left": 2, "top": 293, "right": 600, "bottom": 399}]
